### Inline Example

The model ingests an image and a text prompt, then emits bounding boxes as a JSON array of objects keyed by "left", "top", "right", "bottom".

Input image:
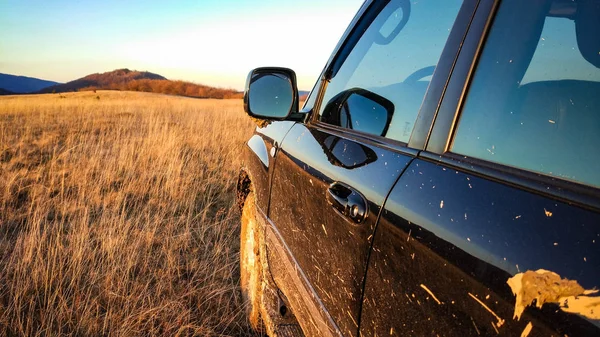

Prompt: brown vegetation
[
  {"left": 81, "top": 79, "right": 243, "bottom": 99},
  {"left": 0, "top": 91, "right": 256, "bottom": 336},
  {"left": 40, "top": 69, "right": 243, "bottom": 99}
]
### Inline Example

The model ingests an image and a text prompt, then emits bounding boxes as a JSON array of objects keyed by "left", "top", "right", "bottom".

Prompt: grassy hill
[
  {"left": 39, "top": 69, "right": 165, "bottom": 93},
  {"left": 39, "top": 69, "right": 243, "bottom": 99},
  {"left": 0, "top": 91, "right": 255, "bottom": 335}
]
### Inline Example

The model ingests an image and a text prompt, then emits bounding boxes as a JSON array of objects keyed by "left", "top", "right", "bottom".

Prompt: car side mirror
[{"left": 244, "top": 67, "right": 299, "bottom": 120}]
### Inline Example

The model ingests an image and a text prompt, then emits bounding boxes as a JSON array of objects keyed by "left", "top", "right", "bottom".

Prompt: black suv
[{"left": 237, "top": 0, "right": 600, "bottom": 336}]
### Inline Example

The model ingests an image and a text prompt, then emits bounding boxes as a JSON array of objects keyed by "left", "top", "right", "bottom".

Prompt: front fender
[
  {"left": 247, "top": 135, "right": 269, "bottom": 169},
  {"left": 238, "top": 121, "right": 296, "bottom": 214}
]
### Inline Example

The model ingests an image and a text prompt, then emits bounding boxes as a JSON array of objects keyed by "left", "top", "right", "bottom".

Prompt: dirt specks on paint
[
  {"left": 520, "top": 322, "right": 533, "bottom": 337},
  {"left": 420, "top": 284, "right": 442, "bottom": 305},
  {"left": 468, "top": 293, "right": 505, "bottom": 328}
]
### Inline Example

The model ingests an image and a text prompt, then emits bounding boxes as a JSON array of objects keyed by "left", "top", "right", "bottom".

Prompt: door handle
[{"left": 326, "top": 182, "right": 368, "bottom": 224}]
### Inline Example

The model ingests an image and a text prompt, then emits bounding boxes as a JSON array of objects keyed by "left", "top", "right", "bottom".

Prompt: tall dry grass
[{"left": 0, "top": 91, "right": 255, "bottom": 336}]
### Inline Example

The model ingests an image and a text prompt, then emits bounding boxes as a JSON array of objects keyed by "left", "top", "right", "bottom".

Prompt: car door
[
  {"left": 266, "top": 0, "right": 470, "bottom": 335},
  {"left": 360, "top": 0, "right": 600, "bottom": 336}
]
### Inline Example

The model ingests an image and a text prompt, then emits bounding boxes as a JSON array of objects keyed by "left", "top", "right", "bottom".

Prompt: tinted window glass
[
  {"left": 318, "top": 0, "right": 463, "bottom": 143},
  {"left": 452, "top": 0, "right": 600, "bottom": 188}
]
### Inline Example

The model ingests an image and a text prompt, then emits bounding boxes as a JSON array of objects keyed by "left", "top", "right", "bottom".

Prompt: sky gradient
[{"left": 0, "top": 0, "right": 364, "bottom": 90}]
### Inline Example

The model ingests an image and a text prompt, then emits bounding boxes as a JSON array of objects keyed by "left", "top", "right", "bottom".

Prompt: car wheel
[
  {"left": 240, "top": 189, "right": 304, "bottom": 336},
  {"left": 240, "top": 190, "right": 266, "bottom": 331}
]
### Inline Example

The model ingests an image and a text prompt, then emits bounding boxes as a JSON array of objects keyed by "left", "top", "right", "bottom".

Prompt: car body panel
[
  {"left": 264, "top": 216, "right": 343, "bottom": 337},
  {"left": 268, "top": 123, "right": 415, "bottom": 336},
  {"left": 247, "top": 135, "right": 269, "bottom": 169},
  {"left": 361, "top": 158, "right": 600, "bottom": 336},
  {"left": 241, "top": 121, "right": 296, "bottom": 213}
]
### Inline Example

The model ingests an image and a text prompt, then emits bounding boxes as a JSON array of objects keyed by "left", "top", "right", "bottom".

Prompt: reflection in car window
[
  {"left": 521, "top": 16, "right": 600, "bottom": 84},
  {"left": 321, "top": 88, "right": 394, "bottom": 136},
  {"left": 452, "top": 0, "right": 600, "bottom": 188},
  {"left": 322, "top": 135, "right": 377, "bottom": 169},
  {"left": 318, "top": 0, "right": 463, "bottom": 143}
]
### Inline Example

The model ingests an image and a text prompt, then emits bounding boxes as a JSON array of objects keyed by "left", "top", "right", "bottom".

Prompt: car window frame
[
  {"left": 425, "top": 0, "right": 600, "bottom": 212},
  {"left": 302, "top": 0, "right": 479, "bottom": 152}
]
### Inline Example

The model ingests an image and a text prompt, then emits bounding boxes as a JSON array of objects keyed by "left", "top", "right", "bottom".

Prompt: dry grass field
[{"left": 0, "top": 91, "right": 256, "bottom": 336}]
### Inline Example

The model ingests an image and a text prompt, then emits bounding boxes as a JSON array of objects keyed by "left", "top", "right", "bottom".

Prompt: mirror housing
[{"left": 244, "top": 67, "right": 299, "bottom": 121}]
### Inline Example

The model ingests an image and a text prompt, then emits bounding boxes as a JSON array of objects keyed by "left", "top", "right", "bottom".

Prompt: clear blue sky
[{"left": 0, "top": 0, "right": 364, "bottom": 90}]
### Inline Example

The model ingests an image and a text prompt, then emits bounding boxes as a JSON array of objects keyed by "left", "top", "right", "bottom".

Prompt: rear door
[
  {"left": 267, "top": 0, "right": 471, "bottom": 335},
  {"left": 360, "top": 1, "right": 600, "bottom": 335}
]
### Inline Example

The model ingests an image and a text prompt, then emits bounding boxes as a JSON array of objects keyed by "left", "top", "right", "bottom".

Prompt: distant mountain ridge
[
  {"left": 39, "top": 69, "right": 166, "bottom": 94},
  {"left": 0, "top": 88, "right": 15, "bottom": 95},
  {"left": 32, "top": 68, "right": 242, "bottom": 99},
  {"left": 0, "top": 73, "right": 60, "bottom": 94}
]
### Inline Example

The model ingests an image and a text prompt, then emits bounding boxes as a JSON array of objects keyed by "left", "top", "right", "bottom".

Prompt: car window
[
  {"left": 318, "top": 0, "right": 463, "bottom": 143},
  {"left": 452, "top": 0, "right": 600, "bottom": 188}
]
